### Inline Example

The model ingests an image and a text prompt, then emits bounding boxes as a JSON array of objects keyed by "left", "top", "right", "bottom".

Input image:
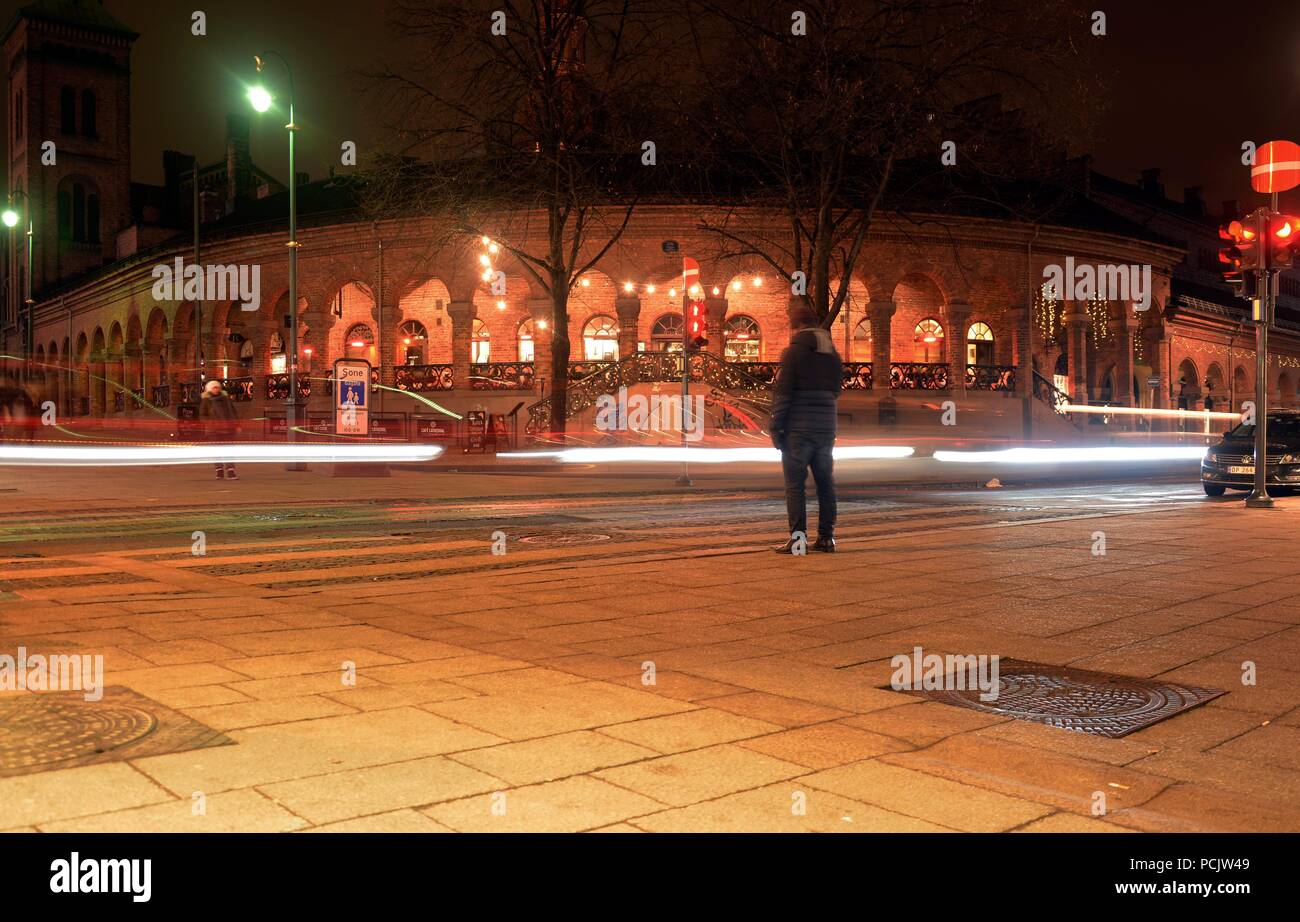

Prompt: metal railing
[
  {"left": 471, "top": 362, "right": 535, "bottom": 390},
  {"left": 965, "top": 364, "right": 1016, "bottom": 391},
  {"left": 890, "top": 362, "right": 949, "bottom": 390},
  {"left": 394, "top": 363, "right": 454, "bottom": 392}
]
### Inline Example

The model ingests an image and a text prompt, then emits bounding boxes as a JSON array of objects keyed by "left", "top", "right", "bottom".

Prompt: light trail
[
  {"left": 933, "top": 446, "right": 1207, "bottom": 464},
  {"left": 1061, "top": 403, "right": 1242, "bottom": 421},
  {"left": 502, "top": 445, "right": 915, "bottom": 464},
  {"left": 0, "top": 443, "right": 444, "bottom": 467}
]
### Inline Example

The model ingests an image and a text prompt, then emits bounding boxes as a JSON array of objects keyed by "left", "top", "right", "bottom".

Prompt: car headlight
[{"left": 1205, "top": 450, "right": 1219, "bottom": 462}]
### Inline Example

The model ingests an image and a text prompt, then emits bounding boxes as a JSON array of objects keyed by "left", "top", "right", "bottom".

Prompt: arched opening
[
  {"left": 472, "top": 318, "right": 490, "bottom": 363},
  {"left": 80, "top": 89, "right": 96, "bottom": 136},
  {"left": 724, "top": 315, "right": 762, "bottom": 361},
  {"left": 60, "top": 86, "right": 75, "bottom": 134},
  {"left": 966, "top": 321, "right": 994, "bottom": 366},
  {"left": 344, "top": 323, "right": 375, "bottom": 363},
  {"left": 582, "top": 314, "right": 619, "bottom": 361},
  {"left": 398, "top": 319, "right": 428, "bottom": 364},
  {"left": 649, "top": 313, "right": 683, "bottom": 352},
  {"left": 913, "top": 318, "right": 944, "bottom": 364},
  {"left": 517, "top": 318, "right": 534, "bottom": 362},
  {"left": 1177, "top": 359, "right": 1201, "bottom": 410},
  {"left": 852, "top": 318, "right": 872, "bottom": 362}
]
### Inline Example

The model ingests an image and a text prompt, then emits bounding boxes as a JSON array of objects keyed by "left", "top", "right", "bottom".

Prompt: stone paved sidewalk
[{"left": 2, "top": 472, "right": 1299, "bottom": 833}]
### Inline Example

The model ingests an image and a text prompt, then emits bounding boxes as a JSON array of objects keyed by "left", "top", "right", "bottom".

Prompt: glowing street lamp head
[
  {"left": 247, "top": 85, "right": 274, "bottom": 113},
  {"left": 1, "top": 208, "right": 18, "bottom": 229}
]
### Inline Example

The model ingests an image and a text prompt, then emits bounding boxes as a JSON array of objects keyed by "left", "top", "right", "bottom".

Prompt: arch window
[
  {"left": 582, "top": 314, "right": 619, "bottom": 361},
  {"left": 966, "top": 321, "right": 994, "bottom": 366},
  {"left": 517, "top": 318, "right": 534, "bottom": 362},
  {"left": 81, "top": 89, "right": 96, "bottom": 137},
  {"left": 344, "top": 323, "right": 374, "bottom": 361},
  {"left": 472, "top": 318, "right": 490, "bottom": 363},
  {"left": 60, "top": 86, "right": 75, "bottom": 134},
  {"left": 852, "top": 318, "right": 872, "bottom": 361},
  {"left": 398, "top": 319, "right": 428, "bottom": 364},
  {"left": 724, "top": 315, "right": 761, "bottom": 361},
  {"left": 913, "top": 318, "right": 944, "bottom": 363},
  {"left": 650, "top": 313, "right": 683, "bottom": 352}
]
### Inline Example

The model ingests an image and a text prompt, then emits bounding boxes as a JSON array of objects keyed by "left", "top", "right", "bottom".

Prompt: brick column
[
  {"left": 705, "top": 295, "right": 728, "bottom": 357},
  {"left": 1064, "top": 302, "right": 1089, "bottom": 403},
  {"left": 867, "top": 300, "right": 896, "bottom": 392},
  {"left": 447, "top": 300, "right": 476, "bottom": 391},
  {"left": 89, "top": 352, "right": 106, "bottom": 417},
  {"left": 1009, "top": 305, "right": 1032, "bottom": 397},
  {"left": 615, "top": 294, "right": 641, "bottom": 359},
  {"left": 527, "top": 297, "right": 552, "bottom": 394},
  {"left": 1114, "top": 305, "right": 1136, "bottom": 408},
  {"left": 945, "top": 301, "right": 972, "bottom": 392}
]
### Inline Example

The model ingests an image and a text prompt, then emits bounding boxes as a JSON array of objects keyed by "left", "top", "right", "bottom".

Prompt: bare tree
[
  {"left": 681, "top": 0, "right": 1096, "bottom": 327},
  {"left": 361, "top": 0, "right": 680, "bottom": 435}
]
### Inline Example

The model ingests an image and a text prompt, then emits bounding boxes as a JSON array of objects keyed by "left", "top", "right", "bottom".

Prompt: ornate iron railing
[
  {"left": 1032, "top": 371, "right": 1071, "bottom": 415},
  {"left": 178, "top": 382, "right": 201, "bottom": 405},
  {"left": 736, "top": 362, "right": 780, "bottom": 386},
  {"left": 843, "top": 362, "right": 873, "bottom": 390},
  {"left": 528, "top": 351, "right": 772, "bottom": 433},
  {"left": 471, "top": 362, "right": 535, "bottom": 390},
  {"left": 223, "top": 376, "right": 255, "bottom": 402},
  {"left": 265, "top": 374, "right": 312, "bottom": 401},
  {"left": 394, "top": 363, "right": 454, "bottom": 392},
  {"left": 890, "top": 362, "right": 949, "bottom": 390},
  {"left": 965, "top": 364, "right": 1016, "bottom": 392},
  {"left": 569, "top": 361, "right": 616, "bottom": 380},
  {"left": 151, "top": 385, "right": 171, "bottom": 406}
]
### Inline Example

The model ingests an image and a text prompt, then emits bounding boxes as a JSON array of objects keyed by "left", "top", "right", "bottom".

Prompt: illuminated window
[
  {"left": 472, "top": 318, "right": 490, "bottom": 363},
  {"left": 398, "top": 319, "right": 427, "bottom": 364},
  {"left": 913, "top": 318, "right": 944, "bottom": 363},
  {"left": 852, "top": 318, "right": 872, "bottom": 361},
  {"left": 650, "top": 313, "right": 683, "bottom": 352},
  {"left": 344, "top": 323, "right": 374, "bottom": 361},
  {"left": 724, "top": 315, "right": 761, "bottom": 361},
  {"left": 518, "top": 318, "right": 534, "bottom": 362},
  {"left": 966, "top": 321, "right": 994, "bottom": 366},
  {"left": 582, "top": 314, "right": 619, "bottom": 361}
]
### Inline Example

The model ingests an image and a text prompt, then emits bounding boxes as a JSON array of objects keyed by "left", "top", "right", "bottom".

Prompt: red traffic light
[{"left": 1270, "top": 214, "right": 1300, "bottom": 269}]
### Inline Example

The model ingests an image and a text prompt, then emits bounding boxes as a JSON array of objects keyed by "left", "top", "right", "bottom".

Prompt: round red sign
[{"left": 1252, "top": 140, "right": 1300, "bottom": 193}]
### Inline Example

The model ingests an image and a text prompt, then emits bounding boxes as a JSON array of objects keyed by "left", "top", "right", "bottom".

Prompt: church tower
[{"left": 3, "top": 0, "right": 137, "bottom": 337}]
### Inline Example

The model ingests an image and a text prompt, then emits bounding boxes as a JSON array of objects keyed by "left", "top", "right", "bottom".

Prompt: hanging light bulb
[
  {"left": 623, "top": 281, "right": 634, "bottom": 293},
  {"left": 496, "top": 300, "right": 506, "bottom": 310},
  {"left": 752, "top": 276, "right": 762, "bottom": 286},
  {"left": 732, "top": 280, "right": 742, "bottom": 291},
  {"left": 646, "top": 284, "right": 656, "bottom": 294}
]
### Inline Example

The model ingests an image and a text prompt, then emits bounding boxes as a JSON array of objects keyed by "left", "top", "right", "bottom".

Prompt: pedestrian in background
[
  {"left": 769, "top": 303, "right": 842, "bottom": 553},
  {"left": 199, "top": 379, "right": 240, "bottom": 480}
]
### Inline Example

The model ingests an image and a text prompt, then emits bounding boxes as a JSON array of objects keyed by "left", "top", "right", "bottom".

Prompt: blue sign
[{"left": 339, "top": 380, "right": 366, "bottom": 408}]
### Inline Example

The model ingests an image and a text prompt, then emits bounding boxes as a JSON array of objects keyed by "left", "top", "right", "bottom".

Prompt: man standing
[
  {"left": 199, "top": 379, "right": 240, "bottom": 480},
  {"left": 770, "top": 304, "right": 842, "bottom": 553}
]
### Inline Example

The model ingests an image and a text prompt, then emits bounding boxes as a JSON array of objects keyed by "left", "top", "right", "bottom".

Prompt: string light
[
  {"left": 496, "top": 300, "right": 506, "bottom": 310},
  {"left": 580, "top": 278, "right": 590, "bottom": 287},
  {"left": 752, "top": 277, "right": 762, "bottom": 286},
  {"left": 732, "top": 280, "right": 742, "bottom": 291},
  {"left": 623, "top": 281, "right": 634, "bottom": 293},
  {"left": 711, "top": 286, "right": 720, "bottom": 296},
  {"left": 646, "top": 284, "right": 656, "bottom": 294}
]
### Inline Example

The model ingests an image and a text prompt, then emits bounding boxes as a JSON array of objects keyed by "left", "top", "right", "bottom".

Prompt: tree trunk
[{"left": 548, "top": 284, "right": 571, "bottom": 437}]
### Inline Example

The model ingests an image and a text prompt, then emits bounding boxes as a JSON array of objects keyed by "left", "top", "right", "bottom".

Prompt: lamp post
[
  {"left": 248, "top": 52, "right": 304, "bottom": 470},
  {"left": 3, "top": 191, "right": 35, "bottom": 366}
]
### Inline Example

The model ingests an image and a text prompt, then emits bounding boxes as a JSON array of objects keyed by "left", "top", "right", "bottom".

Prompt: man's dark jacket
[
  {"left": 769, "top": 326, "right": 842, "bottom": 440},
  {"left": 200, "top": 391, "right": 239, "bottom": 438}
]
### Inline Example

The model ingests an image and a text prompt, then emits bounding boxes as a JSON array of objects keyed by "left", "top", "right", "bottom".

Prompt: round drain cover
[
  {"left": 0, "top": 696, "right": 157, "bottom": 773},
  {"left": 518, "top": 533, "right": 611, "bottom": 546}
]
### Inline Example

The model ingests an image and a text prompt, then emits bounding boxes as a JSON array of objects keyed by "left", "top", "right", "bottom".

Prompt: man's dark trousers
[{"left": 782, "top": 430, "right": 836, "bottom": 539}]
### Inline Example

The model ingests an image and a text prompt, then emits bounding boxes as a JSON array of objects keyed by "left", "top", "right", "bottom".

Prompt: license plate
[{"left": 1227, "top": 465, "right": 1254, "bottom": 474}]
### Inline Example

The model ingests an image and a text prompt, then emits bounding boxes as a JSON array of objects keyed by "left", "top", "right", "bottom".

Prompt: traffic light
[
  {"left": 1269, "top": 214, "right": 1299, "bottom": 270},
  {"left": 1220, "top": 219, "right": 1260, "bottom": 296},
  {"left": 685, "top": 297, "right": 707, "bottom": 352}
]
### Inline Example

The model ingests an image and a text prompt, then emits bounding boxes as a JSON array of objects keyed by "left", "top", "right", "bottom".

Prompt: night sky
[{"left": 3, "top": 0, "right": 1300, "bottom": 212}]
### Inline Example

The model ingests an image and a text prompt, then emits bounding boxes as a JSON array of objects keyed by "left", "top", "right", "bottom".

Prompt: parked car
[{"left": 1201, "top": 409, "right": 1300, "bottom": 495}]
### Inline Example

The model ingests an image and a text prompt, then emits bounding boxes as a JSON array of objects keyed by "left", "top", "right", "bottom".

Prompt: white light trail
[
  {"left": 0, "top": 443, "right": 444, "bottom": 467},
  {"left": 502, "top": 445, "right": 915, "bottom": 464},
  {"left": 1061, "top": 403, "right": 1241, "bottom": 421},
  {"left": 933, "top": 446, "right": 1207, "bottom": 464}
]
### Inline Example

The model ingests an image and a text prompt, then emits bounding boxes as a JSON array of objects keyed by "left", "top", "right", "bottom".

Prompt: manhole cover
[
  {"left": 894, "top": 659, "right": 1225, "bottom": 738},
  {"left": 0, "top": 687, "right": 234, "bottom": 777},
  {"left": 518, "top": 533, "right": 611, "bottom": 546}
]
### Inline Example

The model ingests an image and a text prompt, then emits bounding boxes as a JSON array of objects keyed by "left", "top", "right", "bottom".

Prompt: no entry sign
[{"left": 1252, "top": 140, "right": 1300, "bottom": 193}]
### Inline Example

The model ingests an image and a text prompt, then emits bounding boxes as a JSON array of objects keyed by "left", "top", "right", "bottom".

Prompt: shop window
[
  {"left": 966, "top": 321, "right": 994, "bottom": 365},
  {"left": 582, "top": 314, "right": 619, "bottom": 361},
  {"left": 517, "top": 318, "right": 534, "bottom": 362},
  {"left": 724, "top": 315, "right": 761, "bottom": 361},
  {"left": 650, "top": 313, "right": 683, "bottom": 352},
  {"left": 472, "top": 318, "right": 490, "bottom": 363},
  {"left": 913, "top": 318, "right": 944, "bottom": 363},
  {"left": 399, "top": 319, "right": 427, "bottom": 364}
]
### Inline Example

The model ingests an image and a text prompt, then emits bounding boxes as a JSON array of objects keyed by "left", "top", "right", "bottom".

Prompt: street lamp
[
  {"left": 3, "top": 191, "right": 34, "bottom": 363},
  {"left": 248, "top": 52, "right": 304, "bottom": 470}
]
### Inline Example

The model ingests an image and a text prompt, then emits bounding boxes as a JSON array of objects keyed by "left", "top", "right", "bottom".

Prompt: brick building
[{"left": 4, "top": 0, "right": 1299, "bottom": 444}]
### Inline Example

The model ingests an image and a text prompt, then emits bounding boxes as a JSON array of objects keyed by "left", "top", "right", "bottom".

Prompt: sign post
[{"left": 332, "top": 357, "right": 389, "bottom": 477}]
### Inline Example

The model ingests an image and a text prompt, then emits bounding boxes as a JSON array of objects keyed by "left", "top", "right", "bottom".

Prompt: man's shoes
[
  {"left": 216, "top": 471, "right": 225, "bottom": 480},
  {"left": 226, "top": 472, "right": 239, "bottom": 481},
  {"left": 774, "top": 537, "right": 806, "bottom": 555},
  {"left": 812, "top": 536, "right": 836, "bottom": 553}
]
